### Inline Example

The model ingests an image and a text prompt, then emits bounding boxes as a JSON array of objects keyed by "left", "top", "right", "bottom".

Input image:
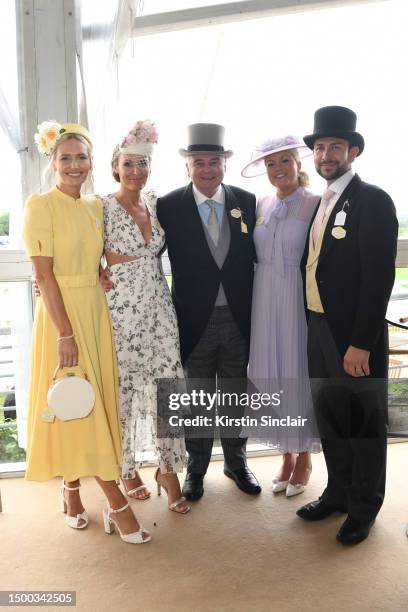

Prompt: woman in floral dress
[{"left": 102, "top": 121, "right": 189, "bottom": 514}]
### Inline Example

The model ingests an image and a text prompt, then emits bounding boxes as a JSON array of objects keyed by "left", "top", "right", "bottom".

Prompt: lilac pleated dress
[{"left": 248, "top": 186, "right": 321, "bottom": 453}]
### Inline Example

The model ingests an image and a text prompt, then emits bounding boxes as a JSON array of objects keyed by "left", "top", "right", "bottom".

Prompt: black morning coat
[
  {"left": 301, "top": 174, "right": 399, "bottom": 378},
  {"left": 157, "top": 183, "right": 256, "bottom": 364}
]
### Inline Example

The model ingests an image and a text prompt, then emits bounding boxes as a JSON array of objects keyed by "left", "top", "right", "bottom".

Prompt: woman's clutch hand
[
  {"left": 58, "top": 337, "right": 78, "bottom": 368},
  {"left": 99, "top": 267, "right": 114, "bottom": 292}
]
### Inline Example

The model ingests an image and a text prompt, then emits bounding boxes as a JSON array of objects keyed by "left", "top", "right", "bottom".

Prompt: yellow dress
[{"left": 22, "top": 187, "right": 122, "bottom": 481}]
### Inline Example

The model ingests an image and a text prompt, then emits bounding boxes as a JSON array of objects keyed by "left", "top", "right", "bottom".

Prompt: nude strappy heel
[{"left": 154, "top": 468, "right": 190, "bottom": 514}]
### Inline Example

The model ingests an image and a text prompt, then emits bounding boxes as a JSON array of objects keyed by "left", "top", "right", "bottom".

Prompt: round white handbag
[{"left": 47, "top": 366, "right": 95, "bottom": 421}]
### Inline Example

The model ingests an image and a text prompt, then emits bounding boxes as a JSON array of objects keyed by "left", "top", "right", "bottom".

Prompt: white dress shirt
[
  {"left": 322, "top": 169, "right": 355, "bottom": 220},
  {"left": 192, "top": 184, "right": 225, "bottom": 227}
]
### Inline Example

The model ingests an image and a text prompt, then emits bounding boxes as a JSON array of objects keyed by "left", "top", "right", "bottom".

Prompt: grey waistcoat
[{"left": 201, "top": 206, "right": 230, "bottom": 306}]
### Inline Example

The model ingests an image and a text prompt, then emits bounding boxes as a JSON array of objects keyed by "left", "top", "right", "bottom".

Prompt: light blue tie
[{"left": 206, "top": 200, "right": 219, "bottom": 246}]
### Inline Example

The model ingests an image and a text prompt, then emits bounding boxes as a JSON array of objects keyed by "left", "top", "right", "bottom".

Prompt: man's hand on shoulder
[{"left": 343, "top": 345, "right": 370, "bottom": 377}]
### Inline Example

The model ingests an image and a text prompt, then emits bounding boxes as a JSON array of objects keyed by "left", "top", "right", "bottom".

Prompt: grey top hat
[
  {"left": 303, "top": 106, "right": 364, "bottom": 155},
  {"left": 179, "top": 123, "right": 233, "bottom": 158}
]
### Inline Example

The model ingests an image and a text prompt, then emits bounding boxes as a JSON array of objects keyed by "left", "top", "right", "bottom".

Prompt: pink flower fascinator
[{"left": 119, "top": 120, "right": 158, "bottom": 157}]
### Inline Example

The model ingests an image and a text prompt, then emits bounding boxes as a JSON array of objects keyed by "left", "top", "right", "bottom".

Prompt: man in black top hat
[
  {"left": 296, "top": 106, "right": 398, "bottom": 544},
  {"left": 157, "top": 123, "right": 261, "bottom": 501}
]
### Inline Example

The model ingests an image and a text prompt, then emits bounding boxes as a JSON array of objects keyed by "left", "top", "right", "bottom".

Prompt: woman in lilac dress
[{"left": 242, "top": 136, "right": 321, "bottom": 497}]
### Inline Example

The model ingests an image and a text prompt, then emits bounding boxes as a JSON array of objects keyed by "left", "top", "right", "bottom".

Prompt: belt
[{"left": 55, "top": 274, "right": 98, "bottom": 288}]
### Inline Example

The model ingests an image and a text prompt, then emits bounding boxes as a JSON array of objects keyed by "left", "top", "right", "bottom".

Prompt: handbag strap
[{"left": 52, "top": 365, "right": 89, "bottom": 382}]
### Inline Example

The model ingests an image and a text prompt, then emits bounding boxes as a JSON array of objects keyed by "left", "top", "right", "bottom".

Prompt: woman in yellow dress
[{"left": 22, "top": 121, "right": 150, "bottom": 544}]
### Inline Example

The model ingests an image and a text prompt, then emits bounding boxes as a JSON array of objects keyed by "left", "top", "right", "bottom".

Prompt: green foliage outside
[
  {"left": 0, "top": 392, "right": 26, "bottom": 463},
  {"left": 0, "top": 423, "right": 26, "bottom": 463},
  {"left": 396, "top": 268, "right": 408, "bottom": 289},
  {"left": 399, "top": 216, "right": 408, "bottom": 239},
  {"left": 0, "top": 212, "right": 9, "bottom": 236}
]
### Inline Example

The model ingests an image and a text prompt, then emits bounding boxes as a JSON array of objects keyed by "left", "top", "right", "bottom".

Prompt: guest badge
[
  {"left": 334, "top": 211, "right": 347, "bottom": 226},
  {"left": 331, "top": 226, "right": 346, "bottom": 239},
  {"left": 333, "top": 199, "right": 350, "bottom": 227},
  {"left": 256, "top": 216, "right": 264, "bottom": 226},
  {"left": 241, "top": 221, "right": 248, "bottom": 234},
  {"left": 230, "top": 208, "right": 241, "bottom": 219}
]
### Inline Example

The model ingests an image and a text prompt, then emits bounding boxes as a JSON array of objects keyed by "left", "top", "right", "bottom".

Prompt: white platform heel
[
  {"left": 103, "top": 503, "right": 151, "bottom": 544},
  {"left": 60, "top": 482, "right": 89, "bottom": 529}
]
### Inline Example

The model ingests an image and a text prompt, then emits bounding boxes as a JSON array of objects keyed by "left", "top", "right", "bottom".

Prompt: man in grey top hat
[
  {"left": 297, "top": 106, "right": 398, "bottom": 544},
  {"left": 157, "top": 123, "right": 261, "bottom": 501}
]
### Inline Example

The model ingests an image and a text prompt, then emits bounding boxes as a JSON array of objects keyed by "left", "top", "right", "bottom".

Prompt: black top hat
[
  {"left": 303, "top": 106, "right": 364, "bottom": 155},
  {"left": 179, "top": 123, "right": 233, "bottom": 158}
]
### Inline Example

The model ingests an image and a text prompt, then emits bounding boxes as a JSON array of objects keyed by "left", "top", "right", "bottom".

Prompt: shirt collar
[
  {"left": 327, "top": 169, "right": 355, "bottom": 196},
  {"left": 192, "top": 184, "right": 224, "bottom": 206}
]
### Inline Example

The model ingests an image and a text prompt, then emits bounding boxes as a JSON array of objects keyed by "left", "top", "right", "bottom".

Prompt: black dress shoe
[
  {"left": 336, "top": 516, "right": 375, "bottom": 545},
  {"left": 182, "top": 473, "right": 204, "bottom": 501},
  {"left": 223, "top": 467, "right": 261, "bottom": 495},
  {"left": 296, "top": 498, "right": 347, "bottom": 521}
]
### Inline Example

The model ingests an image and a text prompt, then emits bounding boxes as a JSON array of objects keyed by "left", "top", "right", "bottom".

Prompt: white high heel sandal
[
  {"left": 120, "top": 477, "right": 151, "bottom": 501},
  {"left": 103, "top": 503, "right": 151, "bottom": 544},
  {"left": 60, "top": 482, "right": 89, "bottom": 529}
]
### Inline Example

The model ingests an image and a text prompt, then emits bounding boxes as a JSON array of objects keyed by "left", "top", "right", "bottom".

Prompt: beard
[{"left": 316, "top": 161, "right": 350, "bottom": 181}]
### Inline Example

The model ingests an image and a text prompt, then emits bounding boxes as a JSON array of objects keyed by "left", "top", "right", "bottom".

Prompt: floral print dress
[{"left": 102, "top": 191, "right": 186, "bottom": 476}]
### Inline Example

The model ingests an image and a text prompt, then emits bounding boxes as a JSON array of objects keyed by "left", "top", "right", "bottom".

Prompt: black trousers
[
  {"left": 184, "top": 305, "right": 249, "bottom": 474},
  {"left": 307, "top": 312, "right": 387, "bottom": 522}
]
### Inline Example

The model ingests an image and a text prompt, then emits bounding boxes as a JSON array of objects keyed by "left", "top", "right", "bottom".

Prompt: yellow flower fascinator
[{"left": 34, "top": 121, "right": 93, "bottom": 156}]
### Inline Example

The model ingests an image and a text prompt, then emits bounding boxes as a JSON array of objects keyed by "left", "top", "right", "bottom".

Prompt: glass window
[
  {"left": 0, "top": 282, "right": 30, "bottom": 466},
  {"left": 0, "top": 1, "right": 23, "bottom": 251},
  {"left": 83, "top": 0, "right": 408, "bottom": 231},
  {"left": 0, "top": 3, "right": 29, "bottom": 471},
  {"left": 387, "top": 270, "right": 408, "bottom": 437}
]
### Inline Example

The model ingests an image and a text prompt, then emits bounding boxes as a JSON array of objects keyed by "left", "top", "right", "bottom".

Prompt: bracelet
[{"left": 57, "top": 334, "right": 75, "bottom": 342}]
